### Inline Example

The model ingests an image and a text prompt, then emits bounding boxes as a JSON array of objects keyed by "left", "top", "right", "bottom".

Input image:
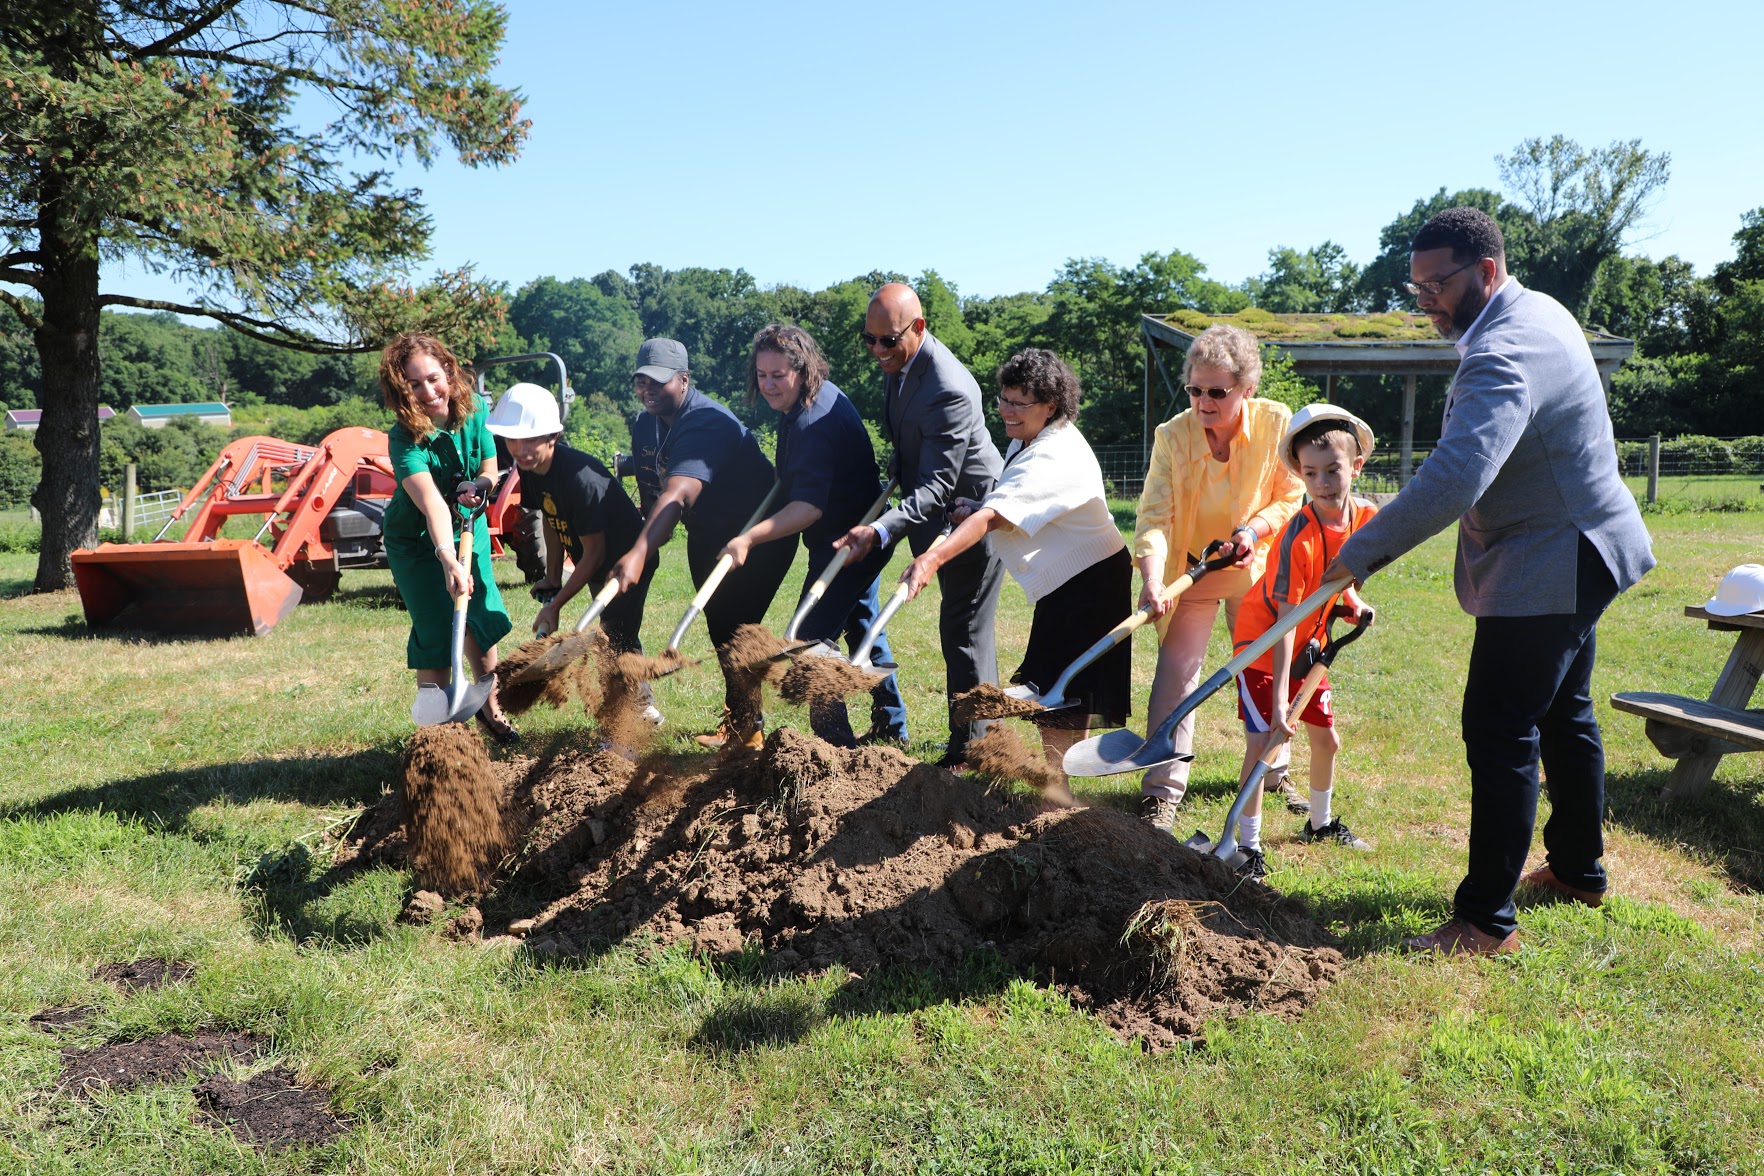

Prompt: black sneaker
[
  {"left": 1264, "top": 769, "right": 1310, "bottom": 815},
  {"left": 1139, "top": 795, "right": 1181, "bottom": 831},
  {"left": 1228, "top": 845, "right": 1270, "bottom": 877},
  {"left": 1297, "top": 816, "right": 1372, "bottom": 851}
]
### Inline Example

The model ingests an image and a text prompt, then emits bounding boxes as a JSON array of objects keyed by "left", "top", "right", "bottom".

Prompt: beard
[{"left": 1441, "top": 284, "right": 1491, "bottom": 341}]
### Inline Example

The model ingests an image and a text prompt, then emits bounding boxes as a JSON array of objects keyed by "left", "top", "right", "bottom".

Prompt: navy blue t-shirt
[
  {"left": 775, "top": 382, "right": 884, "bottom": 548},
  {"left": 517, "top": 445, "right": 642, "bottom": 576},
  {"left": 630, "top": 386, "right": 775, "bottom": 541}
]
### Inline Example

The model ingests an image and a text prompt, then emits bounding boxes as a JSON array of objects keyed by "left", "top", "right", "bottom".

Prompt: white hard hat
[
  {"left": 486, "top": 382, "right": 563, "bottom": 438},
  {"left": 1280, "top": 403, "right": 1376, "bottom": 475},
  {"left": 1703, "top": 563, "right": 1764, "bottom": 617}
]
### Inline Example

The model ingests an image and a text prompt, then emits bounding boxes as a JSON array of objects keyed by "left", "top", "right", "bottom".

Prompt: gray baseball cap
[{"left": 632, "top": 338, "right": 689, "bottom": 383}]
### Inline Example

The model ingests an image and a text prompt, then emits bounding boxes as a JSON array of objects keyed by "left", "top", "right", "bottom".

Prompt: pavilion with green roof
[{"left": 1140, "top": 309, "right": 1635, "bottom": 486}]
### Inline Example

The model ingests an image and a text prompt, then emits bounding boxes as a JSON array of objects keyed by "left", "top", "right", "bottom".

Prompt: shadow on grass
[
  {"left": 1280, "top": 865, "right": 1454, "bottom": 958},
  {"left": 1606, "top": 766, "right": 1764, "bottom": 893},
  {"left": 325, "top": 582, "right": 406, "bottom": 610}
]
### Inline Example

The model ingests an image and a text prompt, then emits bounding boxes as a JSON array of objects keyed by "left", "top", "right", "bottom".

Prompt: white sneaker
[{"left": 639, "top": 705, "right": 665, "bottom": 727}]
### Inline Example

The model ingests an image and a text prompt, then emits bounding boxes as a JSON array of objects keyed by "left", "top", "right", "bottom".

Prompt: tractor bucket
[{"left": 71, "top": 540, "right": 304, "bottom": 637}]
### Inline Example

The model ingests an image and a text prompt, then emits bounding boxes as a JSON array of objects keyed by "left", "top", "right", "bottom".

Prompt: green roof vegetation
[{"left": 1162, "top": 308, "right": 1440, "bottom": 342}]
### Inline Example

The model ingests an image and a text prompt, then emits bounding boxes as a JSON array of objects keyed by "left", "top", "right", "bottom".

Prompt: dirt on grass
[
  {"left": 345, "top": 727, "right": 1344, "bottom": 1050},
  {"left": 401, "top": 724, "right": 511, "bottom": 896},
  {"left": 194, "top": 1065, "right": 352, "bottom": 1149},
  {"left": 952, "top": 683, "right": 1047, "bottom": 724},
  {"left": 92, "top": 959, "right": 194, "bottom": 992},
  {"left": 59, "top": 1031, "right": 266, "bottom": 1095},
  {"left": 30, "top": 1007, "right": 97, "bottom": 1032}
]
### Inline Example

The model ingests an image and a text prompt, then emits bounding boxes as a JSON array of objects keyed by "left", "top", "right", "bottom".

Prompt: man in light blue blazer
[{"left": 1325, "top": 207, "right": 1654, "bottom": 956}]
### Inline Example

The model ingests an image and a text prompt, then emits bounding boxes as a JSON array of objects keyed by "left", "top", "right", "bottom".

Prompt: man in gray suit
[
  {"left": 834, "top": 282, "right": 1005, "bottom": 766},
  {"left": 1324, "top": 207, "right": 1654, "bottom": 956}
]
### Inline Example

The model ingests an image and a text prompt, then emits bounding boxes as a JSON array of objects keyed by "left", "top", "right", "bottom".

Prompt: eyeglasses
[
  {"left": 1403, "top": 259, "right": 1481, "bottom": 297},
  {"left": 996, "top": 396, "right": 1038, "bottom": 411},
  {"left": 1185, "top": 384, "right": 1236, "bottom": 401},
  {"left": 859, "top": 320, "right": 920, "bottom": 348}
]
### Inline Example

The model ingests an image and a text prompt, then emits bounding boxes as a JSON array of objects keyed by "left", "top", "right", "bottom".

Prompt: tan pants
[{"left": 1140, "top": 588, "right": 1289, "bottom": 801}]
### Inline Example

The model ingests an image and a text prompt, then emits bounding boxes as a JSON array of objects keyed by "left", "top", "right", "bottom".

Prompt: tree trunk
[{"left": 31, "top": 205, "right": 103, "bottom": 592}]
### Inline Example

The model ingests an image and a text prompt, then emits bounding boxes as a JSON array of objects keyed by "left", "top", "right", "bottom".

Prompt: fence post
[
  {"left": 121, "top": 463, "right": 137, "bottom": 540},
  {"left": 1647, "top": 435, "right": 1660, "bottom": 504}
]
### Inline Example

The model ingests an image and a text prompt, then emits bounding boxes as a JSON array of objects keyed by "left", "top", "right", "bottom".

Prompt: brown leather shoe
[
  {"left": 1401, "top": 918, "right": 1519, "bottom": 956},
  {"left": 1520, "top": 864, "right": 1605, "bottom": 908}
]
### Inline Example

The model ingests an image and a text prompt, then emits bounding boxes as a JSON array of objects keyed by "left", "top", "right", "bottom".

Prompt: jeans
[
  {"left": 1454, "top": 534, "right": 1621, "bottom": 938},
  {"left": 796, "top": 537, "right": 908, "bottom": 744}
]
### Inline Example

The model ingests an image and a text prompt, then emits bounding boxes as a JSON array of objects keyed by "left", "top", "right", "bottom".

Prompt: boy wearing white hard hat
[
  {"left": 1221, "top": 404, "right": 1380, "bottom": 875},
  {"left": 487, "top": 383, "right": 656, "bottom": 709}
]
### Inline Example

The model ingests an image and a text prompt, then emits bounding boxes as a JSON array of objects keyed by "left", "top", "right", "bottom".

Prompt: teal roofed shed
[{"left": 125, "top": 402, "right": 232, "bottom": 429}]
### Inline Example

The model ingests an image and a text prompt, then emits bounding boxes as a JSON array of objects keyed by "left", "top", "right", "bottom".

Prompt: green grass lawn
[{"left": 2, "top": 511, "right": 1762, "bottom": 1173}]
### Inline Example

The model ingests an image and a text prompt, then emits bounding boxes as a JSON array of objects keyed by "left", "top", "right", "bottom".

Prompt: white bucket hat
[
  {"left": 1280, "top": 403, "right": 1376, "bottom": 475},
  {"left": 1703, "top": 563, "right": 1764, "bottom": 617},
  {"left": 486, "top": 382, "right": 563, "bottom": 438}
]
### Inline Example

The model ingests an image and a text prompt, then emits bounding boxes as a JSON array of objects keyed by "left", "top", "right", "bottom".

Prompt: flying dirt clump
[
  {"left": 952, "top": 682, "right": 1046, "bottom": 724},
  {"left": 778, "top": 650, "right": 887, "bottom": 704},
  {"left": 496, "top": 632, "right": 591, "bottom": 715},
  {"left": 482, "top": 727, "right": 1342, "bottom": 1051},
  {"left": 719, "top": 623, "right": 793, "bottom": 737},
  {"left": 401, "top": 723, "right": 510, "bottom": 896},
  {"left": 966, "top": 725, "right": 1071, "bottom": 803}
]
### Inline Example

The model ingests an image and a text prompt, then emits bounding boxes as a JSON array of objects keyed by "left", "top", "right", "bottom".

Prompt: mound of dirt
[
  {"left": 194, "top": 1065, "right": 352, "bottom": 1149},
  {"left": 59, "top": 1031, "right": 266, "bottom": 1095},
  {"left": 92, "top": 958, "right": 194, "bottom": 992},
  {"left": 952, "top": 683, "right": 1047, "bottom": 724},
  {"left": 401, "top": 724, "right": 511, "bottom": 896},
  {"left": 475, "top": 728, "right": 1342, "bottom": 1050}
]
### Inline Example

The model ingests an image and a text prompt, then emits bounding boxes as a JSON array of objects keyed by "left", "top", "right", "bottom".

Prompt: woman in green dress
[{"left": 379, "top": 333, "right": 517, "bottom": 742}]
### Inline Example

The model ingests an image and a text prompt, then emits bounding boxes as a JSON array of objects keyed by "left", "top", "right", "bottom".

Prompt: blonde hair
[{"left": 1180, "top": 324, "right": 1261, "bottom": 391}]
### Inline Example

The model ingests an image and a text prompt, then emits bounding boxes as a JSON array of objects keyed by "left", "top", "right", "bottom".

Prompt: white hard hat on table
[
  {"left": 486, "top": 382, "right": 563, "bottom": 438},
  {"left": 1703, "top": 564, "right": 1764, "bottom": 617}
]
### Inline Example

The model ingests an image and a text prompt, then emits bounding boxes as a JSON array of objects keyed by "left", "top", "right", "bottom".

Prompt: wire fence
[{"left": 1095, "top": 436, "right": 1764, "bottom": 502}]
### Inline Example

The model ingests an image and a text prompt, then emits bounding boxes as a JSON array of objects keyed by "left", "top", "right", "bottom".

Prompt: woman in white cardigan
[{"left": 902, "top": 348, "right": 1130, "bottom": 788}]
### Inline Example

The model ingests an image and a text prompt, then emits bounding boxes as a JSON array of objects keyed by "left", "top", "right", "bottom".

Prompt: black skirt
[{"left": 1012, "top": 546, "right": 1133, "bottom": 730}]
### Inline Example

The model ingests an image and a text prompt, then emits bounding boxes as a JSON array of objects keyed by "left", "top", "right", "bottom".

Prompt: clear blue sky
[{"left": 109, "top": 0, "right": 1764, "bottom": 306}]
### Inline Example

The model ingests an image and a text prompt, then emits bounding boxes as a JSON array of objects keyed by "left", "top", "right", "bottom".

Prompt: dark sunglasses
[
  {"left": 859, "top": 320, "right": 920, "bottom": 348},
  {"left": 1185, "top": 384, "right": 1236, "bottom": 401}
]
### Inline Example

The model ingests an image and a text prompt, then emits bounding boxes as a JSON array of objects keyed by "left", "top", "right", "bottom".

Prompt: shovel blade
[
  {"left": 504, "top": 631, "right": 597, "bottom": 687},
  {"left": 1060, "top": 727, "right": 1193, "bottom": 777},
  {"left": 411, "top": 673, "right": 496, "bottom": 727}
]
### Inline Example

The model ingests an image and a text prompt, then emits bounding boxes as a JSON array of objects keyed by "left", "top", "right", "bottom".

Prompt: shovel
[
  {"left": 1061, "top": 575, "right": 1354, "bottom": 777},
  {"left": 500, "top": 578, "right": 622, "bottom": 689},
  {"left": 412, "top": 502, "right": 497, "bottom": 727},
  {"left": 794, "top": 529, "right": 952, "bottom": 682},
  {"left": 653, "top": 481, "right": 784, "bottom": 675},
  {"left": 1183, "top": 608, "right": 1372, "bottom": 860},
  {"left": 1004, "top": 540, "right": 1237, "bottom": 713},
  {"left": 778, "top": 479, "right": 898, "bottom": 646}
]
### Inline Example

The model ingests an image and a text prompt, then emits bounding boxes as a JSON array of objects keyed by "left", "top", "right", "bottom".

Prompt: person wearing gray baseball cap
[{"left": 612, "top": 338, "right": 794, "bottom": 749}]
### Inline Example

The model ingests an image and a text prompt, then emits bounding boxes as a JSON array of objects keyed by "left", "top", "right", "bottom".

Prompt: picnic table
[{"left": 1612, "top": 606, "right": 1764, "bottom": 801}]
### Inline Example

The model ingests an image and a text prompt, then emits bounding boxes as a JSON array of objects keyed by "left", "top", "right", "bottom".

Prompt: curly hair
[
  {"left": 994, "top": 347, "right": 1081, "bottom": 424},
  {"left": 1412, "top": 206, "right": 1506, "bottom": 265},
  {"left": 746, "top": 323, "right": 829, "bottom": 408},
  {"left": 1180, "top": 324, "right": 1261, "bottom": 390},
  {"left": 379, "top": 333, "right": 476, "bottom": 439}
]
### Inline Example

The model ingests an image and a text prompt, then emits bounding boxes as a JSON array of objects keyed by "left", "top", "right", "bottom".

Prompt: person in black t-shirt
[
  {"left": 487, "top": 383, "right": 652, "bottom": 663},
  {"left": 609, "top": 338, "right": 795, "bottom": 749},
  {"left": 718, "top": 324, "right": 908, "bottom": 747}
]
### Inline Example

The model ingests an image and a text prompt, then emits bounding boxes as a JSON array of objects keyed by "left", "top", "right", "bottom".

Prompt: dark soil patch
[
  {"left": 92, "top": 958, "right": 194, "bottom": 992},
  {"left": 59, "top": 1031, "right": 266, "bottom": 1095},
  {"left": 29, "top": 1006, "right": 98, "bottom": 1031},
  {"left": 952, "top": 683, "right": 1047, "bottom": 724},
  {"left": 397, "top": 727, "right": 1344, "bottom": 1052},
  {"left": 193, "top": 1065, "right": 353, "bottom": 1149},
  {"left": 401, "top": 724, "right": 511, "bottom": 896}
]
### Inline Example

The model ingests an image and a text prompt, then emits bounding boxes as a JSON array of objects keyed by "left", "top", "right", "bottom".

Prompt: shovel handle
[
  {"left": 446, "top": 524, "right": 477, "bottom": 715},
  {"left": 665, "top": 481, "right": 784, "bottom": 651},
  {"left": 576, "top": 578, "right": 623, "bottom": 632},
  {"left": 1040, "top": 603, "right": 1155, "bottom": 704},
  {"left": 850, "top": 528, "right": 946, "bottom": 667},
  {"left": 783, "top": 479, "right": 897, "bottom": 641}
]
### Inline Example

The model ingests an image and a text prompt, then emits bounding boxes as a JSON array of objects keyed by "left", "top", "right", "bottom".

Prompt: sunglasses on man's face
[
  {"left": 859, "top": 321, "right": 920, "bottom": 349},
  {"left": 1185, "top": 384, "right": 1236, "bottom": 401}
]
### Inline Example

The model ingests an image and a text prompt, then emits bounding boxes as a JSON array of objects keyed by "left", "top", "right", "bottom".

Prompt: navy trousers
[
  {"left": 796, "top": 537, "right": 908, "bottom": 745},
  {"left": 1455, "top": 534, "right": 1620, "bottom": 938}
]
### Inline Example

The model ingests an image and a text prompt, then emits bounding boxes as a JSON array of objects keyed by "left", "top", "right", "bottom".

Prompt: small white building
[{"left": 126, "top": 402, "right": 232, "bottom": 429}]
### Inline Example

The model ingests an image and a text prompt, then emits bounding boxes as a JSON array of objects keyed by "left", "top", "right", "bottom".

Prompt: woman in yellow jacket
[{"left": 1133, "top": 325, "right": 1305, "bottom": 829}]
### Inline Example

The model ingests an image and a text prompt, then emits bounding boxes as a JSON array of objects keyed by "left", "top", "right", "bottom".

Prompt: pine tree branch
[
  {"left": 0, "top": 266, "right": 41, "bottom": 286},
  {"left": 0, "top": 251, "right": 42, "bottom": 270},
  {"left": 127, "top": 0, "right": 250, "bottom": 59},
  {"left": 0, "top": 288, "right": 43, "bottom": 331},
  {"left": 95, "top": 291, "right": 364, "bottom": 354}
]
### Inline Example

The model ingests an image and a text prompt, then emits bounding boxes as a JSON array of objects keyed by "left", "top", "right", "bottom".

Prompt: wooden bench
[{"left": 1610, "top": 606, "right": 1764, "bottom": 801}]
